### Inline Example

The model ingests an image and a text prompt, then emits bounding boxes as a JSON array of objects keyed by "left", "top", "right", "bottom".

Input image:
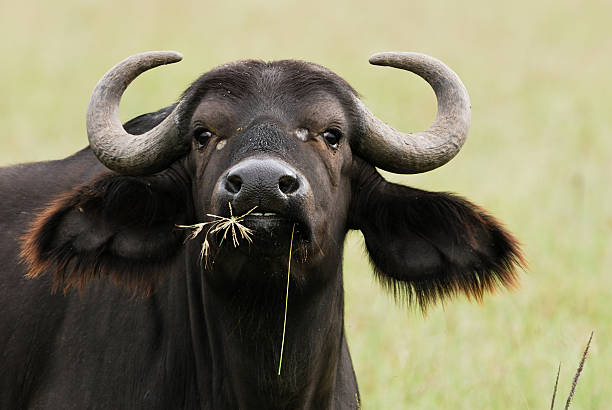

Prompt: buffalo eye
[
  {"left": 193, "top": 127, "right": 215, "bottom": 148},
  {"left": 322, "top": 130, "right": 342, "bottom": 149}
]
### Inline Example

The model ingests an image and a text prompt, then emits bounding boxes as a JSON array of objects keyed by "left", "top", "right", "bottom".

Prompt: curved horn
[
  {"left": 86, "top": 51, "right": 189, "bottom": 175},
  {"left": 354, "top": 52, "right": 471, "bottom": 174}
]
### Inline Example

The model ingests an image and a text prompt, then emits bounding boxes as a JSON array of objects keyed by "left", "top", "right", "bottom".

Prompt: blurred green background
[{"left": 1, "top": 0, "right": 609, "bottom": 408}]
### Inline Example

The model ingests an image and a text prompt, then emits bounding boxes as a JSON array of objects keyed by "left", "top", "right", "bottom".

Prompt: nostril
[
  {"left": 226, "top": 174, "right": 242, "bottom": 194},
  {"left": 278, "top": 174, "right": 299, "bottom": 195}
]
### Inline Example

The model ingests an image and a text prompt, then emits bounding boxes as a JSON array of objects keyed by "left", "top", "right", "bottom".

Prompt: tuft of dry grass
[
  {"left": 178, "top": 206, "right": 297, "bottom": 377},
  {"left": 176, "top": 203, "right": 257, "bottom": 267}
]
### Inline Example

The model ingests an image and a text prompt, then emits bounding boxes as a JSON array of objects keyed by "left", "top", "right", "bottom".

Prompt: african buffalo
[{"left": 0, "top": 51, "right": 523, "bottom": 409}]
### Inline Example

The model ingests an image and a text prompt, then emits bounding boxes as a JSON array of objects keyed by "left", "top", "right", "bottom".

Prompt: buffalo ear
[
  {"left": 20, "top": 172, "right": 191, "bottom": 295},
  {"left": 350, "top": 165, "right": 525, "bottom": 310}
]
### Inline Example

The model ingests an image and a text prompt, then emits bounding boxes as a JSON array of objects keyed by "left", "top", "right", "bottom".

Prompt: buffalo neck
[{"left": 185, "top": 242, "right": 345, "bottom": 409}]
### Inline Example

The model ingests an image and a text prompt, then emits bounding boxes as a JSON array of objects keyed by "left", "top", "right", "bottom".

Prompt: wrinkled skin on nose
[
  {"left": 212, "top": 156, "right": 311, "bottom": 256},
  {"left": 217, "top": 157, "right": 306, "bottom": 216}
]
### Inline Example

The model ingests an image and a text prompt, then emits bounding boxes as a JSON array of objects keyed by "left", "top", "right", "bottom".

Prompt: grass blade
[
  {"left": 278, "top": 223, "right": 296, "bottom": 376},
  {"left": 550, "top": 363, "right": 561, "bottom": 410},
  {"left": 564, "top": 330, "right": 594, "bottom": 410}
]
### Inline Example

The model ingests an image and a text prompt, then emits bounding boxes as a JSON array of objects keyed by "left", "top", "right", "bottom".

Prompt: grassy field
[{"left": 1, "top": 0, "right": 610, "bottom": 408}]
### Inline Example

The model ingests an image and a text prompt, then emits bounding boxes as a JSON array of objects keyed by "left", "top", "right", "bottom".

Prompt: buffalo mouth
[{"left": 209, "top": 205, "right": 311, "bottom": 259}]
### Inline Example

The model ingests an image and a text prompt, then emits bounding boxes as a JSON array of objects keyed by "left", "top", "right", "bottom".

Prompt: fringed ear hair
[
  {"left": 20, "top": 173, "right": 190, "bottom": 296},
  {"left": 352, "top": 168, "right": 525, "bottom": 311}
]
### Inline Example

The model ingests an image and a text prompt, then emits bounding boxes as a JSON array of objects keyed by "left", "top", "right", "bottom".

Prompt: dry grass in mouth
[
  {"left": 176, "top": 203, "right": 257, "bottom": 267},
  {"left": 177, "top": 205, "right": 297, "bottom": 377}
]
